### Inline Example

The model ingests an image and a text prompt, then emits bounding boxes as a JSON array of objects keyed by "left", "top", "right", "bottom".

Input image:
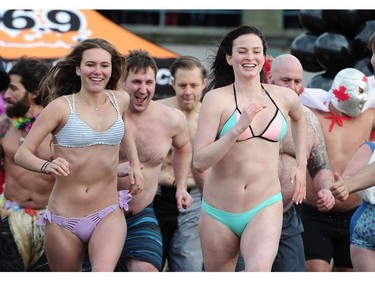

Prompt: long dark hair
[{"left": 208, "top": 25, "right": 268, "bottom": 90}]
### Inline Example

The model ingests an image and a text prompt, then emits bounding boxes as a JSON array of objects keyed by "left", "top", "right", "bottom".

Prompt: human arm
[
  {"left": 305, "top": 109, "right": 335, "bottom": 212},
  {"left": 117, "top": 161, "right": 143, "bottom": 177},
  {"left": 14, "top": 99, "right": 70, "bottom": 176},
  {"left": 191, "top": 163, "right": 209, "bottom": 195},
  {"left": 172, "top": 110, "right": 193, "bottom": 209},
  {"left": 331, "top": 142, "right": 375, "bottom": 201},
  {"left": 120, "top": 94, "right": 144, "bottom": 196},
  {"left": 287, "top": 89, "right": 307, "bottom": 204}
]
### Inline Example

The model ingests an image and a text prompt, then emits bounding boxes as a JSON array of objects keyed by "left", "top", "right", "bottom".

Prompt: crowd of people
[{"left": 0, "top": 25, "right": 374, "bottom": 272}]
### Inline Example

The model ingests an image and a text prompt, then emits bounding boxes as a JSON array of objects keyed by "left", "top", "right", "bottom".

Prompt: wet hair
[
  {"left": 125, "top": 49, "right": 158, "bottom": 79},
  {"left": 8, "top": 57, "right": 51, "bottom": 105},
  {"left": 208, "top": 25, "right": 268, "bottom": 90},
  {"left": 39, "top": 38, "right": 126, "bottom": 106},
  {"left": 170, "top": 55, "right": 207, "bottom": 80}
]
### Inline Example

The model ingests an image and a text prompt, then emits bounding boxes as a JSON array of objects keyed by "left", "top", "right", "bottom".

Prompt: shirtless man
[
  {"left": 267, "top": 54, "right": 335, "bottom": 272},
  {"left": 236, "top": 54, "right": 333, "bottom": 271},
  {"left": 116, "top": 50, "right": 192, "bottom": 272},
  {"left": 0, "top": 57, "right": 52, "bottom": 271},
  {"left": 154, "top": 55, "right": 207, "bottom": 271},
  {"left": 299, "top": 67, "right": 375, "bottom": 271}
]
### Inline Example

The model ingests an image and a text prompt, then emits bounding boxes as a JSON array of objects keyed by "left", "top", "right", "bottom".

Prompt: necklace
[
  {"left": 12, "top": 114, "right": 39, "bottom": 145},
  {"left": 78, "top": 93, "right": 107, "bottom": 111}
]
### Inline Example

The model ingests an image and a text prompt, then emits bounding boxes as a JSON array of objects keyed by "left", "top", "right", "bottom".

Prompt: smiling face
[
  {"left": 123, "top": 66, "right": 156, "bottom": 113},
  {"left": 76, "top": 48, "right": 112, "bottom": 93},
  {"left": 226, "top": 33, "right": 265, "bottom": 79}
]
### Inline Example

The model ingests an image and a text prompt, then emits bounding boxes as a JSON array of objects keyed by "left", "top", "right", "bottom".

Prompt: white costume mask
[{"left": 330, "top": 68, "right": 368, "bottom": 117}]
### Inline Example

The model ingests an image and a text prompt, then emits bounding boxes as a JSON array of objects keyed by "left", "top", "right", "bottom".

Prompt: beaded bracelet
[{"left": 40, "top": 161, "right": 50, "bottom": 174}]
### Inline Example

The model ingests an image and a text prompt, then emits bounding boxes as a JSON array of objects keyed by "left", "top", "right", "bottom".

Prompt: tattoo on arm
[{"left": 306, "top": 110, "right": 331, "bottom": 179}]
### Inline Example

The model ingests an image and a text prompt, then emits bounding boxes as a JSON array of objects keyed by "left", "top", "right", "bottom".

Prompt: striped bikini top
[
  {"left": 217, "top": 84, "right": 287, "bottom": 142},
  {"left": 54, "top": 90, "right": 124, "bottom": 148}
]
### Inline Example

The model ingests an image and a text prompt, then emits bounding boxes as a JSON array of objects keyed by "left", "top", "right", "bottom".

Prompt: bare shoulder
[
  {"left": 262, "top": 83, "right": 298, "bottom": 107},
  {"left": 264, "top": 83, "right": 295, "bottom": 97},
  {"left": 155, "top": 101, "right": 185, "bottom": 120},
  {"left": 156, "top": 96, "right": 176, "bottom": 107},
  {"left": 44, "top": 95, "right": 71, "bottom": 114},
  {"left": 110, "top": 89, "right": 129, "bottom": 103},
  {"left": 110, "top": 89, "right": 129, "bottom": 112},
  {"left": 303, "top": 106, "right": 322, "bottom": 130},
  {"left": 201, "top": 86, "right": 232, "bottom": 112},
  {"left": 203, "top": 86, "right": 227, "bottom": 101},
  {"left": 154, "top": 102, "right": 186, "bottom": 132},
  {"left": 302, "top": 105, "right": 316, "bottom": 117},
  {"left": 362, "top": 107, "right": 375, "bottom": 117}
]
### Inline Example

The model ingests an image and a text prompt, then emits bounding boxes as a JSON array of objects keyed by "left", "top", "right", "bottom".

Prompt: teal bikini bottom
[{"left": 202, "top": 192, "right": 282, "bottom": 236}]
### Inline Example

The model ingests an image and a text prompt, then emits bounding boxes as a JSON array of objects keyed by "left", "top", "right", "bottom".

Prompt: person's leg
[
  {"left": 272, "top": 205, "right": 305, "bottom": 272},
  {"left": 300, "top": 203, "right": 334, "bottom": 271},
  {"left": 349, "top": 202, "right": 375, "bottom": 272},
  {"left": 199, "top": 210, "right": 239, "bottom": 271},
  {"left": 241, "top": 200, "right": 283, "bottom": 271},
  {"left": 89, "top": 208, "right": 126, "bottom": 272},
  {"left": 116, "top": 205, "right": 163, "bottom": 272},
  {"left": 168, "top": 188, "right": 203, "bottom": 271},
  {"left": 153, "top": 186, "right": 178, "bottom": 270},
  {"left": 350, "top": 245, "right": 375, "bottom": 271},
  {"left": 44, "top": 222, "right": 85, "bottom": 271},
  {"left": 331, "top": 208, "right": 357, "bottom": 271}
]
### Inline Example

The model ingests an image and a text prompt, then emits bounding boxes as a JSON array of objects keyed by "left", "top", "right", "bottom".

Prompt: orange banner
[{"left": 0, "top": 9, "right": 178, "bottom": 60}]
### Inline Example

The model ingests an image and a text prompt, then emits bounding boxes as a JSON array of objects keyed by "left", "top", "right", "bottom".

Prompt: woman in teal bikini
[{"left": 193, "top": 26, "right": 307, "bottom": 271}]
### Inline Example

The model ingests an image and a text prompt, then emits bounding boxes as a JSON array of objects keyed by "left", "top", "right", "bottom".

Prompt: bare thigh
[
  {"left": 241, "top": 201, "right": 283, "bottom": 272},
  {"left": 350, "top": 245, "right": 375, "bottom": 272},
  {"left": 198, "top": 210, "right": 239, "bottom": 272},
  {"left": 44, "top": 222, "right": 85, "bottom": 271},
  {"left": 89, "top": 208, "right": 126, "bottom": 272}
]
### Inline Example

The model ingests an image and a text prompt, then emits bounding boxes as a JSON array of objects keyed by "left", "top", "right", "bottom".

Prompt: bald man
[{"left": 267, "top": 54, "right": 335, "bottom": 272}]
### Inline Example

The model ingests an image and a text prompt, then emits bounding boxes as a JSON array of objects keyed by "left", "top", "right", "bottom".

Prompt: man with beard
[{"left": 0, "top": 57, "right": 53, "bottom": 271}]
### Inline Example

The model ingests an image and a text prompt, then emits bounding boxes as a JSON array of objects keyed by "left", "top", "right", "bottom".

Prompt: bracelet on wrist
[{"left": 40, "top": 161, "right": 50, "bottom": 174}]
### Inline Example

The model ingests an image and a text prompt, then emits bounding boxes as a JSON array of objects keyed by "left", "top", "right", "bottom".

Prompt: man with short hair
[
  {"left": 154, "top": 55, "right": 208, "bottom": 271},
  {"left": 116, "top": 50, "right": 193, "bottom": 272},
  {"left": 0, "top": 57, "right": 53, "bottom": 271}
]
